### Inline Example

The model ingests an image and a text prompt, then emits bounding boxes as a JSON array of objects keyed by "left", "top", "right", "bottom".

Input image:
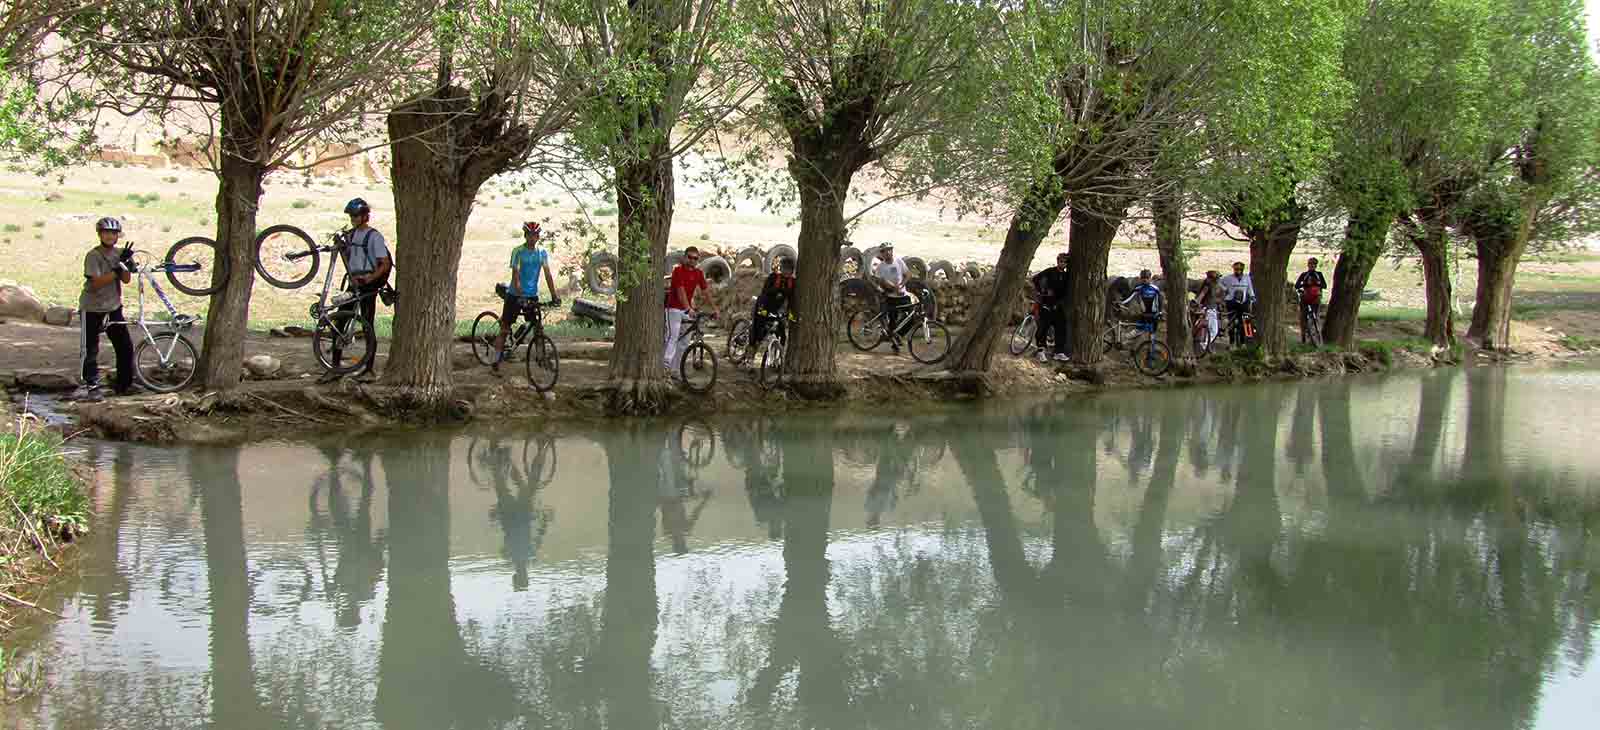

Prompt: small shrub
[
  {"left": 1, "top": 224, "right": 21, "bottom": 233},
  {"left": 1559, "top": 334, "right": 1599, "bottom": 351},
  {"left": 594, "top": 206, "right": 618, "bottom": 217},
  {"left": 33, "top": 233, "right": 42, "bottom": 240},
  {"left": 699, "top": 233, "right": 710, "bottom": 241},
  {"left": 1, "top": 422, "right": 89, "bottom": 540},
  {"left": 111, "top": 162, "right": 124, "bottom": 168},
  {"left": 31, "top": 220, "right": 44, "bottom": 228},
  {"left": 199, "top": 218, "right": 209, "bottom": 226},
  {"left": 161, "top": 225, "right": 172, "bottom": 233},
  {"left": 92, "top": 200, "right": 104, "bottom": 206},
  {"left": 291, "top": 199, "right": 311, "bottom": 209},
  {"left": 162, "top": 175, "right": 178, "bottom": 183}
]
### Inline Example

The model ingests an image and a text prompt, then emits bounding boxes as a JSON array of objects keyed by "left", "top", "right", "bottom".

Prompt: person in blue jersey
[
  {"left": 492, "top": 221, "right": 560, "bottom": 373},
  {"left": 1120, "top": 269, "right": 1164, "bottom": 322}
]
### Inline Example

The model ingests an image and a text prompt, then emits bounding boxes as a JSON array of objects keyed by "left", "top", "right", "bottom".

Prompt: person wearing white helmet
[
  {"left": 871, "top": 242, "right": 913, "bottom": 353},
  {"left": 76, "top": 217, "right": 136, "bottom": 400}
]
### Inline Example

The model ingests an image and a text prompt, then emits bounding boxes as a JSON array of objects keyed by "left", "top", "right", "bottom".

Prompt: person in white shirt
[
  {"left": 870, "top": 243, "right": 915, "bottom": 352},
  {"left": 1219, "top": 261, "right": 1256, "bottom": 340}
]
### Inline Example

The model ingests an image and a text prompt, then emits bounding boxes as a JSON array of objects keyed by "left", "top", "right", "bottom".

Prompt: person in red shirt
[{"left": 663, "top": 246, "right": 722, "bottom": 370}]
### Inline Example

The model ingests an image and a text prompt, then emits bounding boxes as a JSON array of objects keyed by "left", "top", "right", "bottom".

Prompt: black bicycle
[
  {"left": 846, "top": 294, "right": 951, "bottom": 364},
  {"left": 673, "top": 312, "right": 718, "bottom": 394},
  {"left": 1299, "top": 295, "right": 1323, "bottom": 347},
  {"left": 1225, "top": 303, "right": 1256, "bottom": 349},
  {"left": 1009, "top": 299, "right": 1056, "bottom": 356},
  {"left": 471, "top": 284, "right": 562, "bottom": 392}
]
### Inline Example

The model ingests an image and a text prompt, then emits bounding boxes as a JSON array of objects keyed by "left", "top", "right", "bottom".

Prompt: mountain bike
[
  {"left": 160, "top": 236, "right": 227, "bottom": 296},
  {"left": 1299, "top": 295, "right": 1323, "bottom": 347},
  {"left": 1009, "top": 300, "right": 1056, "bottom": 356},
  {"left": 1225, "top": 303, "right": 1256, "bottom": 349},
  {"left": 1188, "top": 300, "right": 1215, "bottom": 358},
  {"left": 1101, "top": 314, "right": 1171, "bottom": 376},
  {"left": 756, "top": 313, "right": 794, "bottom": 389},
  {"left": 846, "top": 293, "right": 951, "bottom": 364},
  {"left": 265, "top": 228, "right": 389, "bottom": 375},
  {"left": 104, "top": 247, "right": 204, "bottom": 392},
  {"left": 673, "top": 312, "right": 718, "bottom": 394},
  {"left": 471, "top": 284, "right": 562, "bottom": 392}
]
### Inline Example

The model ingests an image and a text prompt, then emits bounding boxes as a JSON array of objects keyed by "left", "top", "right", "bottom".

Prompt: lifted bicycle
[{"left": 255, "top": 226, "right": 394, "bottom": 376}]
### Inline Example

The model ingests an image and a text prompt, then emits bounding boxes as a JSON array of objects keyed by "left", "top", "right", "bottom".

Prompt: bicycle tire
[
  {"left": 1009, "top": 315, "right": 1037, "bottom": 356},
  {"left": 523, "top": 435, "right": 558, "bottom": 486},
  {"left": 466, "top": 437, "right": 496, "bottom": 487},
  {"left": 470, "top": 311, "right": 504, "bottom": 366},
  {"left": 758, "top": 337, "right": 785, "bottom": 389},
  {"left": 726, "top": 317, "right": 752, "bottom": 363},
  {"left": 1100, "top": 323, "right": 1121, "bottom": 353},
  {"left": 1133, "top": 339, "right": 1171, "bottom": 377},
  {"left": 134, "top": 332, "right": 198, "bottom": 392},
  {"left": 254, "top": 224, "right": 320, "bottom": 289},
  {"left": 1192, "top": 319, "right": 1212, "bottom": 359},
  {"left": 846, "top": 310, "right": 885, "bottom": 351},
  {"left": 313, "top": 311, "right": 376, "bottom": 375},
  {"left": 164, "top": 236, "right": 227, "bottom": 296},
  {"left": 1304, "top": 309, "right": 1323, "bottom": 347},
  {"left": 909, "top": 319, "right": 952, "bottom": 364},
  {"left": 525, "top": 333, "right": 559, "bottom": 392},
  {"left": 678, "top": 341, "right": 717, "bottom": 393},
  {"left": 677, "top": 419, "right": 717, "bottom": 468}
]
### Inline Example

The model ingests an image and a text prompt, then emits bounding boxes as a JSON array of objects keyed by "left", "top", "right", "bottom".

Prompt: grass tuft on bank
[{"left": 1, "top": 419, "right": 89, "bottom": 635}]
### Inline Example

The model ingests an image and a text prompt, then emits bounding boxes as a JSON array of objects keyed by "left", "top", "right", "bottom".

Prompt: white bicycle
[{"left": 104, "top": 246, "right": 203, "bottom": 392}]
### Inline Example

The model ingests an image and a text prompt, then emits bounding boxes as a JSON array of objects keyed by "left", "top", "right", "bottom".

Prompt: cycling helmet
[
  {"left": 344, "top": 198, "right": 371, "bottom": 217},
  {"left": 95, "top": 216, "right": 122, "bottom": 232},
  {"left": 522, "top": 221, "right": 542, "bottom": 237}
]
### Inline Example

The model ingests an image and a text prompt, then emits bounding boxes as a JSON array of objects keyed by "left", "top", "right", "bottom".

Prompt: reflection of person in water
[
  {"left": 657, "top": 431, "right": 711, "bottom": 554},
  {"left": 741, "top": 421, "right": 786, "bottom": 540},
  {"left": 488, "top": 436, "right": 556, "bottom": 591},
  {"left": 308, "top": 444, "right": 385, "bottom": 628},
  {"left": 866, "top": 425, "right": 911, "bottom": 529}
]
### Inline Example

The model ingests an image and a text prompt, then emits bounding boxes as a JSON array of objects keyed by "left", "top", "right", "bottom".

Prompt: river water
[{"left": 9, "top": 367, "right": 1600, "bottom": 729}]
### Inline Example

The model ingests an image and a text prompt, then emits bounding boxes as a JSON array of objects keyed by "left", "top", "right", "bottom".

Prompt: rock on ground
[
  {"left": 0, "top": 283, "right": 47, "bottom": 322},
  {"left": 44, "top": 306, "right": 75, "bottom": 326},
  {"left": 14, "top": 370, "right": 77, "bottom": 391},
  {"left": 244, "top": 355, "right": 282, "bottom": 378}
]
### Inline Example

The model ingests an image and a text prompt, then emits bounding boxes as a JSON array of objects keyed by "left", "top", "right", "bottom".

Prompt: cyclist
[
  {"left": 76, "top": 216, "right": 136, "bottom": 400},
  {"left": 1029, "top": 252, "right": 1072, "bottom": 362},
  {"left": 1294, "top": 257, "right": 1328, "bottom": 341},
  {"left": 870, "top": 242, "right": 914, "bottom": 353},
  {"left": 1194, "top": 269, "right": 1223, "bottom": 348},
  {"left": 749, "top": 255, "right": 796, "bottom": 353},
  {"left": 323, "top": 198, "right": 392, "bottom": 383},
  {"left": 491, "top": 222, "right": 561, "bottom": 374},
  {"left": 663, "top": 246, "right": 721, "bottom": 371},
  {"left": 1219, "top": 261, "right": 1256, "bottom": 339},
  {"left": 1120, "top": 269, "right": 1164, "bottom": 324}
]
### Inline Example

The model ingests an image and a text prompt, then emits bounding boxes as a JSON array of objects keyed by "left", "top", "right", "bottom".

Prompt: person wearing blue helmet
[{"left": 323, "top": 198, "right": 392, "bottom": 382}]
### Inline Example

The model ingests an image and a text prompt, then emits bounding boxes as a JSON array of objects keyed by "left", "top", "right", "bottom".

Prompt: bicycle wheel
[
  {"left": 846, "top": 310, "right": 886, "bottom": 351},
  {"left": 522, "top": 435, "right": 558, "bottom": 486},
  {"left": 164, "top": 236, "right": 227, "bottom": 296},
  {"left": 1304, "top": 310, "right": 1323, "bottom": 347},
  {"left": 1133, "top": 339, "right": 1172, "bottom": 376},
  {"left": 466, "top": 437, "right": 502, "bottom": 487},
  {"left": 758, "top": 337, "right": 785, "bottom": 388},
  {"left": 525, "top": 333, "right": 559, "bottom": 392},
  {"left": 1009, "top": 315, "right": 1037, "bottom": 356},
  {"left": 726, "top": 317, "right": 752, "bottom": 363},
  {"left": 134, "top": 332, "right": 198, "bottom": 392},
  {"left": 908, "top": 319, "right": 952, "bottom": 364},
  {"left": 1192, "top": 319, "right": 1212, "bottom": 358},
  {"left": 313, "top": 311, "right": 376, "bottom": 375},
  {"left": 677, "top": 419, "right": 716, "bottom": 468},
  {"left": 1101, "top": 323, "right": 1121, "bottom": 352},
  {"left": 254, "top": 224, "right": 319, "bottom": 289},
  {"left": 678, "top": 341, "right": 717, "bottom": 393},
  {"left": 470, "top": 311, "right": 504, "bottom": 366}
]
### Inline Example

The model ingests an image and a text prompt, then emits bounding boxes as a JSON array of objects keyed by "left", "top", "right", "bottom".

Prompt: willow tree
[
  {"left": 382, "top": 1, "right": 598, "bottom": 415},
  {"left": 735, "top": 0, "right": 997, "bottom": 397},
  {"left": 1320, "top": 0, "right": 1500, "bottom": 349},
  {"left": 61, "top": 1, "right": 432, "bottom": 393},
  {"left": 1458, "top": 0, "right": 1599, "bottom": 350},
  {"left": 564, "top": 0, "right": 747, "bottom": 414},
  {"left": 0, "top": 0, "right": 95, "bottom": 165}
]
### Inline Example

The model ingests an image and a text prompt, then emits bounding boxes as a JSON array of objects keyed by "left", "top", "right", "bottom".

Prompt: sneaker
[
  {"left": 490, "top": 362, "right": 503, "bottom": 377},
  {"left": 1035, "top": 350, "right": 1049, "bottom": 363},
  {"left": 1053, "top": 353, "right": 1071, "bottom": 362},
  {"left": 74, "top": 385, "right": 105, "bottom": 402}
]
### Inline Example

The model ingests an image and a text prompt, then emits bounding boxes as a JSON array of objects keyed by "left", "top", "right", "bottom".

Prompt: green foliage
[
  {"left": 291, "top": 199, "right": 311, "bottom": 209},
  {"left": 0, "top": 223, "right": 18, "bottom": 233},
  {"left": 1558, "top": 334, "right": 1598, "bottom": 351},
  {"left": 0, "top": 425, "right": 89, "bottom": 540}
]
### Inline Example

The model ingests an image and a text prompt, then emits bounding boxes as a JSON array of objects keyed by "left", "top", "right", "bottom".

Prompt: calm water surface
[{"left": 11, "top": 367, "right": 1600, "bottom": 729}]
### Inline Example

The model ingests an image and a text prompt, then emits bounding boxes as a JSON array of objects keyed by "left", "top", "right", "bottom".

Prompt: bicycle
[
  {"left": 845, "top": 292, "right": 951, "bottom": 364},
  {"left": 470, "top": 284, "right": 562, "bottom": 392},
  {"left": 1188, "top": 300, "right": 1215, "bottom": 358},
  {"left": 1224, "top": 303, "right": 1256, "bottom": 349},
  {"left": 259, "top": 227, "right": 391, "bottom": 375},
  {"left": 673, "top": 312, "right": 719, "bottom": 394},
  {"left": 756, "top": 313, "right": 794, "bottom": 389},
  {"left": 1009, "top": 299, "right": 1056, "bottom": 356},
  {"left": 160, "top": 235, "right": 227, "bottom": 296},
  {"left": 103, "top": 246, "right": 204, "bottom": 392},
  {"left": 1100, "top": 314, "right": 1171, "bottom": 376},
  {"left": 1298, "top": 295, "right": 1323, "bottom": 347}
]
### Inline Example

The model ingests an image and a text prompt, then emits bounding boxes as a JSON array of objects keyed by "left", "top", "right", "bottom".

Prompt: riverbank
[
  {"left": 5, "top": 308, "right": 1594, "bottom": 446},
  {"left": 0, "top": 415, "right": 89, "bottom": 640}
]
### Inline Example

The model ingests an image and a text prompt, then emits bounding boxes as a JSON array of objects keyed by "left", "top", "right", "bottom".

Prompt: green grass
[
  {"left": 1559, "top": 334, "right": 1599, "bottom": 351},
  {"left": 0, "top": 224, "right": 19, "bottom": 233},
  {"left": 291, "top": 199, "right": 311, "bottom": 209},
  {"left": 594, "top": 206, "right": 618, "bottom": 217},
  {"left": 0, "top": 426, "right": 88, "bottom": 539}
]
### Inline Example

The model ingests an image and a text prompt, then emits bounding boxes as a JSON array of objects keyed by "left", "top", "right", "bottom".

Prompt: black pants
[
  {"left": 82, "top": 307, "right": 134, "bottom": 392},
  {"left": 881, "top": 294, "right": 914, "bottom": 337},
  {"left": 750, "top": 310, "right": 785, "bottom": 346},
  {"left": 1038, "top": 303, "right": 1070, "bottom": 355},
  {"left": 334, "top": 279, "right": 384, "bottom": 373}
]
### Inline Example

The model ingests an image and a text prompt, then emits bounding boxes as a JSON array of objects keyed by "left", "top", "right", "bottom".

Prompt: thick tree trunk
[
  {"left": 1467, "top": 191, "right": 1543, "bottom": 350},
  {"left": 199, "top": 148, "right": 266, "bottom": 393},
  {"left": 607, "top": 155, "right": 676, "bottom": 414},
  {"left": 1323, "top": 209, "right": 1391, "bottom": 348},
  {"left": 193, "top": 449, "right": 274, "bottom": 729},
  {"left": 786, "top": 167, "right": 852, "bottom": 399},
  {"left": 946, "top": 183, "right": 1068, "bottom": 375},
  {"left": 1248, "top": 221, "right": 1301, "bottom": 358},
  {"left": 599, "top": 427, "right": 661, "bottom": 730},
  {"left": 1153, "top": 191, "right": 1189, "bottom": 360},
  {"left": 384, "top": 98, "right": 474, "bottom": 417},
  {"left": 1065, "top": 201, "right": 1128, "bottom": 364},
  {"left": 1417, "top": 226, "right": 1457, "bottom": 348}
]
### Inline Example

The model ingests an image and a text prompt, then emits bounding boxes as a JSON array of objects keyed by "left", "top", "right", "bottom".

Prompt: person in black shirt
[
  {"left": 750, "top": 256, "right": 795, "bottom": 348},
  {"left": 1294, "top": 257, "right": 1328, "bottom": 339},
  {"left": 1029, "top": 253, "right": 1072, "bottom": 362}
]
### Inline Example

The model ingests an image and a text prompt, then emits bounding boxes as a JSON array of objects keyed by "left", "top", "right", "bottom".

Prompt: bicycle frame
[{"left": 108, "top": 259, "right": 202, "bottom": 364}]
